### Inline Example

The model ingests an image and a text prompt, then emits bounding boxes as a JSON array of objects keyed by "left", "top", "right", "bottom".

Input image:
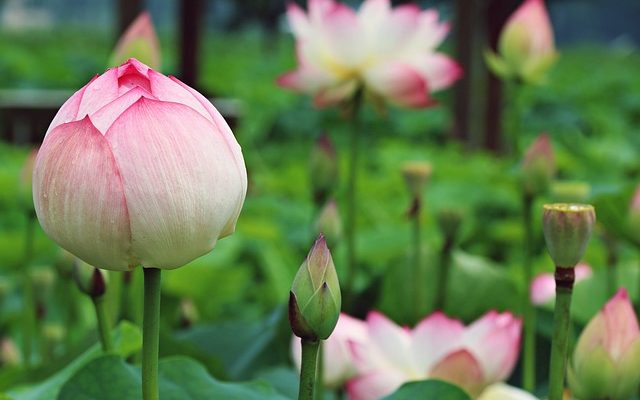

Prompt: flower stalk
[
  {"left": 548, "top": 267, "right": 574, "bottom": 400},
  {"left": 142, "top": 268, "right": 161, "bottom": 400},
  {"left": 298, "top": 339, "right": 320, "bottom": 400},
  {"left": 22, "top": 213, "right": 36, "bottom": 368},
  {"left": 522, "top": 192, "right": 535, "bottom": 391},
  {"left": 93, "top": 296, "right": 113, "bottom": 352},
  {"left": 344, "top": 88, "right": 363, "bottom": 299}
]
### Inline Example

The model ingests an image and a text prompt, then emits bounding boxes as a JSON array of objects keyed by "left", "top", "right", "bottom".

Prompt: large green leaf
[
  {"left": 9, "top": 322, "right": 141, "bottom": 400},
  {"left": 58, "top": 355, "right": 290, "bottom": 400},
  {"left": 382, "top": 380, "right": 472, "bottom": 400}
]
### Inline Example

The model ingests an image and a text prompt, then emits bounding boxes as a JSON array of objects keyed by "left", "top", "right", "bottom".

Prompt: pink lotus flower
[
  {"left": 530, "top": 263, "right": 592, "bottom": 305},
  {"left": 568, "top": 288, "right": 640, "bottom": 400},
  {"left": 347, "top": 310, "right": 521, "bottom": 399},
  {"left": 485, "top": 0, "right": 557, "bottom": 84},
  {"left": 33, "top": 58, "right": 247, "bottom": 271},
  {"left": 278, "top": 0, "right": 461, "bottom": 108},
  {"left": 291, "top": 313, "right": 368, "bottom": 388}
]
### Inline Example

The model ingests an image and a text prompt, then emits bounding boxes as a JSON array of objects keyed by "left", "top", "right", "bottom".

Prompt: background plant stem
[
  {"left": 344, "top": 89, "right": 363, "bottom": 299},
  {"left": 411, "top": 200, "right": 423, "bottom": 321},
  {"left": 298, "top": 338, "right": 320, "bottom": 400},
  {"left": 522, "top": 193, "right": 536, "bottom": 391},
  {"left": 22, "top": 213, "right": 36, "bottom": 368},
  {"left": 92, "top": 296, "right": 113, "bottom": 352},
  {"left": 548, "top": 267, "right": 574, "bottom": 400},
  {"left": 142, "top": 268, "right": 161, "bottom": 400},
  {"left": 433, "top": 235, "right": 453, "bottom": 311}
]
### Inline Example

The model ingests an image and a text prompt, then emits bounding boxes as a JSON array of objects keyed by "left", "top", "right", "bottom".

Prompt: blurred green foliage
[{"left": 2, "top": 28, "right": 640, "bottom": 396}]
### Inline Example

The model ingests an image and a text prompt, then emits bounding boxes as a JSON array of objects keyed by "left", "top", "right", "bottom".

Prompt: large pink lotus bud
[
  {"left": 277, "top": 0, "right": 461, "bottom": 108},
  {"left": 33, "top": 58, "right": 247, "bottom": 271},
  {"left": 568, "top": 289, "right": 640, "bottom": 400},
  {"left": 347, "top": 310, "right": 521, "bottom": 399},
  {"left": 291, "top": 313, "right": 368, "bottom": 388},
  {"left": 485, "top": 0, "right": 557, "bottom": 84}
]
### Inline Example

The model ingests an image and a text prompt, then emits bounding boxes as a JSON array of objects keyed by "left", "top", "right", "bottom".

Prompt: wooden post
[
  {"left": 117, "top": 0, "right": 143, "bottom": 36},
  {"left": 452, "top": 0, "right": 475, "bottom": 144},
  {"left": 179, "top": 0, "right": 204, "bottom": 89}
]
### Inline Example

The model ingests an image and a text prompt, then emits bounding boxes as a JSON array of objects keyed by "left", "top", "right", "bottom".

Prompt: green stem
[
  {"left": 522, "top": 193, "right": 536, "bottom": 391},
  {"left": 22, "top": 213, "right": 36, "bottom": 368},
  {"left": 433, "top": 236, "right": 453, "bottom": 311},
  {"left": 411, "top": 201, "right": 423, "bottom": 321},
  {"left": 92, "top": 296, "right": 113, "bottom": 352},
  {"left": 142, "top": 268, "right": 161, "bottom": 400},
  {"left": 548, "top": 267, "right": 574, "bottom": 400},
  {"left": 315, "top": 342, "right": 324, "bottom": 400},
  {"left": 344, "top": 89, "right": 363, "bottom": 298},
  {"left": 298, "top": 339, "right": 320, "bottom": 400}
]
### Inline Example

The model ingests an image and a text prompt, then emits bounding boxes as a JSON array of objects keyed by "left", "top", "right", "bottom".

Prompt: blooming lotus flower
[
  {"left": 291, "top": 313, "right": 368, "bottom": 388},
  {"left": 568, "top": 289, "right": 640, "bottom": 400},
  {"left": 485, "top": 0, "right": 557, "bottom": 84},
  {"left": 530, "top": 263, "right": 592, "bottom": 305},
  {"left": 278, "top": 0, "right": 461, "bottom": 108},
  {"left": 347, "top": 310, "right": 521, "bottom": 399},
  {"left": 477, "top": 383, "right": 538, "bottom": 400},
  {"left": 33, "top": 58, "right": 247, "bottom": 271}
]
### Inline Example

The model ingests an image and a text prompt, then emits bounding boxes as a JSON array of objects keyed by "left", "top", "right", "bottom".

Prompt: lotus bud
[
  {"left": 0, "top": 337, "right": 21, "bottom": 366},
  {"left": 437, "top": 208, "right": 463, "bottom": 242},
  {"left": 315, "top": 200, "right": 343, "bottom": 249},
  {"left": 178, "top": 298, "right": 199, "bottom": 328},
  {"left": 402, "top": 161, "right": 432, "bottom": 200},
  {"left": 73, "top": 259, "right": 107, "bottom": 299},
  {"left": 485, "top": 0, "right": 558, "bottom": 84},
  {"left": 542, "top": 204, "right": 595, "bottom": 268},
  {"left": 289, "top": 235, "right": 341, "bottom": 341},
  {"left": 568, "top": 289, "right": 640, "bottom": 400},
  {"left": 310, "top": 134, "right": 338, "bottom": 206},
  {"left": 109, "top": 12, "right": 161, "bottom": 70},
  {"left": 550, "top": 180, "right": 590, "bottom": 203},
  {"left": 521, "top": 134, "right": 554, "bottom": 196}
]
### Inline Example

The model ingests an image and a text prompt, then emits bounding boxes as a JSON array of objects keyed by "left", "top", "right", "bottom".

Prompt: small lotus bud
[
  {"left": 436, "top": 208, "right": 463, "bottom": 241},
  {"left": 568, "top": 289, "right": 640, "bottom": 400},
  {"left": 315, "top": 200, "right": 343, "bottom": 249},
  {"left": 542, "top": 204, "right": 595, "bottom": 268},
  {"left": 550, "top": 180, "right": 590, "bottom": 203},
  {"left": 402, "top": 161, "right": 432, "bottom": 200},
  {"left": 289, "top": 235, "right": 341, "bottom": 340},
  {"left": 109, "top": 12, "right": 161, "bottom": 70},
  {"left": 522, "top": 134, "right": 555, "bottom": 196},
  {"left": 0, "top": 337, "right": 21, "bottom": 366},
  {"left": 310, "top": 134, "right": 338, "bottom": 206},
  {"left": 73, "top": 259, "right": 108, "bottom": 298},
  {"left": 178, "top": 298, "right": 199, "bottom": 328}
]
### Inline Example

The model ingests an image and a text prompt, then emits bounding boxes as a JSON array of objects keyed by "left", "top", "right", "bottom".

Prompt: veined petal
[
  {"left": 367, "top": 4, "right": 421, "bottom": 57},
  {"left": 411, "top": 10, "right": 450, "bottom": 52},
  {"left": 364, "top": 62, "right": 433, "bottom": 108},
  {"left": 411, "top": 312, "right": 464, "bottom": 372},
  {"left": 320, "top": 3, "right": 365, "bottom": 68},
  {"left": 463, "top": 311, "right": 521, "bottom": 382},
  {"left": 90, "top": 87, "right": 155, "bottom": 134},
  {"left": 46, "top": 79, "right": 93, "bottom": 136},
  {"left": 33, "top": 117, "right": 132, "bottom": 271},
  {"left": 346, "top": 370, "right": 406, "bottom": 400},
  {"left": 76, "top": 68, "right": 120, "bottom": 118},
  {"left": 602, "top": 288, "right": 639, "bottom": 361},
  {"left": 365, "top": 311, "right": 413, "bottom": 371},
  {"left": 105, "top": 98, "right": 244, "bottom": 268},
  {"left": 287, "top": 2, "right": 310, "bottom": 38},
  {"left": 148, "top": 70, "right": 210, "bottom": 121},
  {"left": 429, "top": 349, "right": 485, "bottom": 397},
  {"left": 357, "top": 0, "right": 391, "bottom": 35}
]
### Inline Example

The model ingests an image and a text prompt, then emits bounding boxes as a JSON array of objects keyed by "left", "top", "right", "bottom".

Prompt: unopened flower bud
[
  {"left": 543, "top": 204, "right": 595, "bottom": 268},
  {"left": 178, "top": 298, "right": 199, "bottom": 328},
  {"left": 522, "top": 134, "right": 554, "bottom": 196},
  {"left": 550, "top": 180, "right": 590, "bottom": 203},
  {"left": 315, "top": 200, "right": 343, "bottom": 249},
  {"left": 568, "top": 289, "right": 640, "bottom": 400},
  {"left": 0, "top": 337, "right": 21, "bottom": 366},
  {"left": 436, "top": 208, "right": 463, "bottom": 241},
  {"left": 402, "top": 161, "right": 432, "bottom": 200},
  {"left": 73, "top": 259, "right": 108, "bottom": 298},
  {"left": 310, "top": 134, "right": 338, "bottom": 206},
  {"left": 289, "top": 235, "right": 341, "bottom": 340}
]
